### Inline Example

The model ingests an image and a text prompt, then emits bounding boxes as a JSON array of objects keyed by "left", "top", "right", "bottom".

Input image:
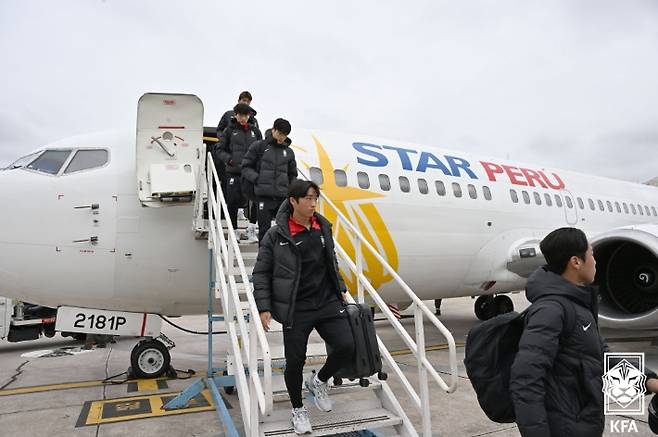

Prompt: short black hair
[
  {"left": 238, "top": 91, "right": 252, "bottom": 101},
  {"left": 540, "top": 227, "right": 589, "bottom": 274},
  {"left": 288, "top": 179, "right": 320, "bottom": 202},
  {"left": 272, "top": 118, "right": 291, "bottom": 135},
  {"left": 233, "top": 102, "right": 252, "bottom": 115}
]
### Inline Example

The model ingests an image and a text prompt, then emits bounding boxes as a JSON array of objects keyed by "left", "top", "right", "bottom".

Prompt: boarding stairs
[{"left": 187, "top": 153, "right": 459, "bottom": 436}]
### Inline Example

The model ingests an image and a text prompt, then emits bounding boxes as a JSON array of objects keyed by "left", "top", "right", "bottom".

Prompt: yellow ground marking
[
  {"left": 203, "top": 136, "right": 218, "bottom": 142},
  {"left": 81, "top": 390, "right": 216, "bottom": 426},
  {"left": 136, "top": 379, "right": 159, "bottom": 392}
]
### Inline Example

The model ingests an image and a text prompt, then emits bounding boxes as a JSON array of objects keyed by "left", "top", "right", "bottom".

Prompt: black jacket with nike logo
[
  {"left": 252, "top": 200, "right": 346, "bottom": 328},
  {"left": 510, "top": 267, "right": 607, "bottom": 437}
]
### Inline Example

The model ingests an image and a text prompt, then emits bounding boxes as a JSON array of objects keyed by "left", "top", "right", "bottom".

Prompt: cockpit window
[
  {"left": 64, "top": 150, "right": 109, "bottom": 174},
  {"left": 26, "top": 150, "right": 72, "bottom": 175},
  {"left": 4, "top": 151, "right": 43, "bottom": 170}
]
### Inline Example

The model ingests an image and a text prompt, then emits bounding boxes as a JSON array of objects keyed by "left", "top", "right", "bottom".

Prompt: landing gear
[
  {"left": 130, "top": 335, "right": 173, "bottom": 379},
  {"left": 474, "top": 295, "right": 514, "bottom": 320}
]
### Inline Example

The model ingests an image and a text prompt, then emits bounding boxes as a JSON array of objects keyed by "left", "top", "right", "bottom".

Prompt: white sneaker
[
  {"left": 305, "top": 371, "right": 333, "bottom": 412},
  {"left": 233, "top": 229, "right": 243, "bottom": 242},
  {"left": 237, "top": 208, "right": 247, "bottom": 221},
  {"left": 245, "top": 224, "right": 258, "bottom": 243},
  {"left": 290, "top": 406, "right": 312, "bottom": 434}
]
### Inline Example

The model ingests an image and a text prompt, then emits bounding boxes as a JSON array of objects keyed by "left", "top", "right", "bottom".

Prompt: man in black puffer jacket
[
  {"left": 253, "top": 179, "right": 353, "bottom": 434},
  {"left": 241, "top": 118, "right": 297, "bottom": 243},
  {"left": 215, "top": 103, "right": 262, "bottom": 237},
  {"left": 510, "top": 227, "right": 658, "bottom": 437},
  {"left": 217, "top": 90, "right": 258, "bottom": 133}
]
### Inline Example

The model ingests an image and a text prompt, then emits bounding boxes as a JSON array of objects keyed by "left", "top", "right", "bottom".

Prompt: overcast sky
[{"left": 1, "top": 0, "right": 657, "bottom": 182}]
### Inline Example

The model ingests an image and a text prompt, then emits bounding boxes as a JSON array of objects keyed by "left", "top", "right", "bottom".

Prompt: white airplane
[{"left": 1, "top": 93, "right": 657, "bottom": 377}]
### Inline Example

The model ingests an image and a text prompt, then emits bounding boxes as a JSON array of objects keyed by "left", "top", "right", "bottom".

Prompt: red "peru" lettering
[{"left": 480, "top": 161, "right": 565, "bottom": 190}]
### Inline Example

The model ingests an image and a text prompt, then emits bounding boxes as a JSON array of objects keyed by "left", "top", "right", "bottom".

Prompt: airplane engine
[{"left": 592, "top": 224, "right": 658, "bottom": 329}]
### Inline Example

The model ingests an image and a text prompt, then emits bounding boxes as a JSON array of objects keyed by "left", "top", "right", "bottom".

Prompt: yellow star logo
[{"left": 293, "top": 136, "right": 399, "bottom": 293}]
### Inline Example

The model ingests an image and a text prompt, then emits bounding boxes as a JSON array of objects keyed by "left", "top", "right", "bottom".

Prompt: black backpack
[{"left": 463, "top": 297, "right": 576, "bottom": 423}]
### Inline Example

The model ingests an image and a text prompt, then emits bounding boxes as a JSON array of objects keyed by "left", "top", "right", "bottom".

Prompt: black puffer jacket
[
  {"left": 241, "top": 136, "right": 297, "bottom": 198},
  {"left": 252, "top": 200, "right": 346, "bottom": 328},
  {"left": 216, "top": 119, "right": 262, "bottom": 175},
  {"left": 510, "top": 267, "right": 607, "bottom": 437}
]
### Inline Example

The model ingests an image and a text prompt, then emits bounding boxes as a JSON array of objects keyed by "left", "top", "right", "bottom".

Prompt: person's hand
[
  {"left": 260, "top": 312, "right": 271, "bottom": 332},
  {"left": 647, "top": 378, "right": 658, "bottom": 393}
]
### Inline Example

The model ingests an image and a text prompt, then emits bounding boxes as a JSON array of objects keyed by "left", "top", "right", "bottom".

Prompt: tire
[
  {"left": 493, "top": 295, "right": 514, "bottom": 315},
  {"left": 130, "top": 340, "right": 170, "bottom": 379},
  {"left": 333, "top": 376, "right": 343, "bottom": 386},
  {"left": 377, "top": 371, "right": 388, "bottom": 381},
  {"left": 474, "top": 295, "right": 495, "bottom": 320},
  {"left": 359, "top": 378, "right": 370, "bottom": 387}
]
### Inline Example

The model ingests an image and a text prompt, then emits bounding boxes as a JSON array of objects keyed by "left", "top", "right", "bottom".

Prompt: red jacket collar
[{"left": 288, "top": 215, "right": 321, "bottom": 237}]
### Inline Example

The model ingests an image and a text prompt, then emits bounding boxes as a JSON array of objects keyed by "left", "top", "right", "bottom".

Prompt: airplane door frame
[{"left": 560, "top": 189, "right": 579, "bottom": 225}]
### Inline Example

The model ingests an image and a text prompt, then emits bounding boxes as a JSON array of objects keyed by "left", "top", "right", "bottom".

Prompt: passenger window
[
  {"left": 483, "top": 186, "right": 492, "bottom": 200},
  {"left": 638, "top": 204, "right": 644, "bottom": 216},
  {"left": 310, "top": 167, "right": 324, "bottom": 185},
  {"left": 554, "top": 195, "right": 563, "bottom": 208},
  {"left": 26, "top": 149, "right": 72, "bottom": 175},
  {"left": 418, "top": 178, "right": 428, "bottom": 194},
  {"left": 615, "top": 202, "right": 621, "bottom": 213},
  {"left": 645, "top": 206, "right": 651, "bottom": 216},
  {"left": 544, "top": 193, "right": 553, "bottom": 206},
  {"left": 378, "top": 174, "right": 390, "bottom": 191},
  {"left": 452, "top": 182, "right": 462, "bottom": 198},
  {"left": 399, "top": 176, "right": 410, "bottom": 193},
  {"left": 63, "top": 150, "right": 108, "bottom": 174},
  {"left": 565, "top": 197, "right": 574, "bottom": 209},
  {"left": 652, "top": 206, "right": 657, "bottom": 216},
  {"left": 588, "top": 198, "right": 595, "bottom": 211},
  {"left": 597, "top": 200, "right": 604, "bottom": 211},
  {"left": 357, "top": 171, "right": 370, "bottom": 189},
  {"left": 606, "top": 201, "right": 613, "bottom": 212},
  {"left": 631, "top": 204, "right": 637, "bottom": 215},
  {"left": 468, "top": 184, "right": 477, "bottom": 199},
  {"left": 510, "top": 189, "right": 519, "bottom": 203},
  {"left": 577, "top": 197, "right": 584, "bottom": 210},
  {"left": 533, "top": 192, "right": 541, "bottom": 205},
  {"left": 435, "top": 180, "right": 446, "bottom": 196},
  {"left": 623, "top": 203, "right": 629, "bottom": 214},
  {"left": 334, "top": 169, "right": 348, "bottom": 187},
  {"left": 522, "top": 191, "right": 530, "bottom": 204}
]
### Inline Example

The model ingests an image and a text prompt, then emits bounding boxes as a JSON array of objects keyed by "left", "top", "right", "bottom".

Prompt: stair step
[{"left": 260, "top": 405, "right": 401, "bottom": 436}]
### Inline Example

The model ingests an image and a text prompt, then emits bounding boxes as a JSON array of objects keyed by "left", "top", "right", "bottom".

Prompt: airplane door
[
  {"left": 0, "top": 297, "right": 11, "bottom": 340},
  {"left": 560, "top": 189, "right": 579, "bottom": 225}
]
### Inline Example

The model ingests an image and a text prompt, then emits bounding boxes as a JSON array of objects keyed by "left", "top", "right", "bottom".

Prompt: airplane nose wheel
[{"left": 130, "top": 339, "right": 171, "bottom": 379}]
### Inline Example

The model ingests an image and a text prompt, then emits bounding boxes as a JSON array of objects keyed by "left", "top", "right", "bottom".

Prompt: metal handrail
[
  {"left": 203, "top": 154, "right": 273, "bottom": 435},
  {"left": 298, "top": 168, "right": 458, "bottom": 436}
]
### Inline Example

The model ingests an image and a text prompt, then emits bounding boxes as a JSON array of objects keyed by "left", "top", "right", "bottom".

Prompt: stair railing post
[
  {"left": 355, "top": 233, "right": 364, "bottom": 304},
  {"left": 414, "top": 304, "right": 432, "bottom": 436}
]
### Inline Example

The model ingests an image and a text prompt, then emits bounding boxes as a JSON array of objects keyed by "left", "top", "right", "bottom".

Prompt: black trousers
[
  {"left": 256, "top": 198, "right": 284, "bottom": 243},
  {"left": 283, "top": 302, "right": 354, "bottom": 408},
  {"left": 225, "top": 175, "right": 246, "bottom": 230}
]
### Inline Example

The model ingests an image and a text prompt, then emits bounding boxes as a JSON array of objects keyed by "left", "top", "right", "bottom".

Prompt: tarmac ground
[{"left": 1, "top": 294, "right": 657, "bottom": 436}]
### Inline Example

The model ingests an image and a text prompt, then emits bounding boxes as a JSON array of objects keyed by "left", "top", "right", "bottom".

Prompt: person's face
[
  {"left": 272, "top": 129, "right": 288, "bottom": 145},
  {"left": 238, "top": 98, "right": 251, "bottom": 105},
  {"left": 575, "top": 245, "right": 597, "bottom": 285},
  {"left": 290, "top": 188, "right": 318, "bottom": 220},
  {"left": 235, "top": 113, "right": 249, "bottom": 125}
]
